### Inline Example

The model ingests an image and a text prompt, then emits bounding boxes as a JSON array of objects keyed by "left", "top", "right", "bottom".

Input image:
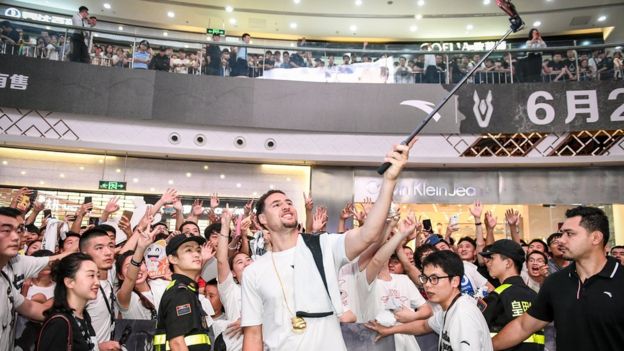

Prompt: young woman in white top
[
  {"left": 216, "top": 210, "right": 253, "bottom": 350},
  {"left": 115, "top": 225, "right": 158, "bottom": 320}
]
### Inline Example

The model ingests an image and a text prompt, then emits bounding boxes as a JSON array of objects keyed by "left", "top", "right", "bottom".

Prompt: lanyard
[
  {"left": 99, "top": 283, "right": 116, "bottom": 338},
  {"left": 1, "top": 270, "right": 16, "bottom": 331},
  {"left": 439, "top": 293, "right": 462, "bottom": 351}
]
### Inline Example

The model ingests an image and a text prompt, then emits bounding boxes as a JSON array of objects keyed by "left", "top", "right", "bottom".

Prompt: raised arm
[
  {"left": 505, "top": 209, "right": 521, "bottom": 244},
  {"left": 216, "top": 209, "right": 233, "bottom": 283},
  {"left": 365, "top": 214, "right": 416, "bottom": 284},
  {"left": 484, "top": 211, "right": 497, "bottom": 246},
  {"left": 70, "top": 203, "right": 92, "bottom": 234},
  {"left": 344, "top": 144, "right": 410, "bottom": 261},
  {"left": 303, "top": 192, "right": 314, "bottom": 233},
  {"left": 470, "top": 201, "right": 486, "bottom": 265},
  {"left": 337, "top": 202, "right": 353, "bottom": 233},
  {"left": 117, "top": 223, "right": 154, "bottom": 309},
  {"left": 100, "top": 196, "right": 120, "bottom": 223},
  {"left": 151, "top": 188, "right": 178, "bottom": 216}
]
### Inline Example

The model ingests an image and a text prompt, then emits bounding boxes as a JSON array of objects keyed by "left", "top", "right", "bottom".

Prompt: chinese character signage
[
  {"left": 99, "top": 181, "right": 127, "bottom": 191},
  {"left": 0, "top": 73, "right": 29, "bottom": 90}
]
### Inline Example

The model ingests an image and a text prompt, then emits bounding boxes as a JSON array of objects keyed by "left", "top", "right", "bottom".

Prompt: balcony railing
[{"left": 1, "top": 14, "right": 622, "bottom": 85}]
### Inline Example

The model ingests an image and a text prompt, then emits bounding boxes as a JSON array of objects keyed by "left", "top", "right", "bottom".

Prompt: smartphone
[
  {"left": 43, "top": 209, "right": 52, "bottom": 219},
  {"left": 88, "top": 217, "right": 99, "bottom": 226},
  {"left": 84, "top": 196, "right": 93, "bottom": 211},
  {"left": 449, "top": 214, "right": 459, "bottom": 226},
  {"left": 423, "top": 219, "right": 433, "bottom": 233},
  {"left": 122, "top": 210, "right": 133, "bottom": 220}
]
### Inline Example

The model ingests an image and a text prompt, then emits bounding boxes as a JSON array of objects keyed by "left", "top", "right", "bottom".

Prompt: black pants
[{"left": 70, "top": 33, "right": 90, "bottom": 63}]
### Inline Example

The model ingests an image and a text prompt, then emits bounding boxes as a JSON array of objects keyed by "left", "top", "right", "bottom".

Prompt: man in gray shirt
[{"left": 70, "top": 6, "right": 90, "bottom": 63}]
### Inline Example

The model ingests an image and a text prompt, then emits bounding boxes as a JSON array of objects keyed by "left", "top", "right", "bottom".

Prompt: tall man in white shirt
[
  {"left": 70, "top": 6, "right": 90, "bottom": 63},
  {"left": 241, "top": 143, "right": 411, "bottom": 351}
]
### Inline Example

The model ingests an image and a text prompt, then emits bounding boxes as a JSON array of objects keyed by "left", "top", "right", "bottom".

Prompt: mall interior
[{"left": 1, "top": 0, "right": 623, "bottom": 245}]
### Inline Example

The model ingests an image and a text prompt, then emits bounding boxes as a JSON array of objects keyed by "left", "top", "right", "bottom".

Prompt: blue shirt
[{"left": 133, "top": 50, "right": 150, "bottom": 69}]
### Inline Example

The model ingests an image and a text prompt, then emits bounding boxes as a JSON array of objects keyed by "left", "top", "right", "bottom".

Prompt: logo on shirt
[
  {"left": 603, "top": 291, "right": 613, "bottom": 298},
  {"left": 176, "top": 303, "right": 192, "bottom": 316}
]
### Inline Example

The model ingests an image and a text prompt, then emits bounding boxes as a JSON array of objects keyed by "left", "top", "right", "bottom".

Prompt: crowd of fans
[
  {"left": 2, "top": 13, "right": 622, "bottom": 84},
  {"left": 1, "top": 159, "right": 623, "bottom": 350}
]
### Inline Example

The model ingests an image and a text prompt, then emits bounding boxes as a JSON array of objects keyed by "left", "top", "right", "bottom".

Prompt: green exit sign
[
  {"left": 207, "top": 28, "right": 226, "bottom": 36},
  {"left": 99, "top": 181, "right": 127, "bottom": 191}
]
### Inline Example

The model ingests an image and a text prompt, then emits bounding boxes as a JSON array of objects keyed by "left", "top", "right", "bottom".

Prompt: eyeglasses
[{"left": 418, "top": 274, "right": 453, "bottom": 285}]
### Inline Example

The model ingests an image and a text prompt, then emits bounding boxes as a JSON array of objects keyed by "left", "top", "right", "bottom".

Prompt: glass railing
[{"left": 1, "top": 14, "right": 622, "bottom": 84}]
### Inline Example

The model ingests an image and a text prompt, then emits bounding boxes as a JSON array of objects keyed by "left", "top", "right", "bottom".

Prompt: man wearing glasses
[
  {"left": 366, "top": 250, "right": 492, "bottom": 350},
  {"left": 0, "top": 207, "right": 53, "bottom": 351}
]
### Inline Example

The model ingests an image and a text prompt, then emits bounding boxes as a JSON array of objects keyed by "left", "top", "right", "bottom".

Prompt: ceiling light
[
  {"left": 349, "top": 25, "right": 357, "bottom": 32},
  {"left": 253, "top": 191, "right": 258, "bottom": 196},
  {"left": 79, "top": 166, "right": 85, "bottom": 170},
  {"left": 410, "top": 25, "right": 418, "bottom": 32},
  {"left": 286, "top": 177, "right": 292, "bottom": 182},
  {"left": 167, "top": 11, "right": 175, "bottom": 18},
  {"left": 115, "top": 168, "right": 121, "bottom": 173},
  {"left": 415, "top": 14, "right": 423, "bottom": 20},
  {"left": 150, "top": 187, "right": 155, "bottom": 192},
  {"left": 132, "top": 178, "right": 139, "bottom": 183},
  {"left": 293, "top": 0, "right": 301, "bottom": 3},
  {"left": 184, "top": 44, "right": 189, "bottom": 48},
  {"left": 118, "top": 26, "right": 123, "bottom": 31},
  {"left": 203, "top": 165, "right": 209, "bottom": 170},
  {"left": 225, "top": 5, "right": 234, "bottom": 12},
  {"left": 597, "top": 15, "right": 607, "bottom": 22},
  {"left": 236, "top": 183, "right": 242, "bottom": 188},
  {"left": 103, "top": 3, "right": 111, "bottom": 9},
  {"left": 45, "top": 26, "right": 51, "bottom": 30},
  {"left": 290, "top": 22, "right": 297, "bottom": 29},
  {"left": 163, "top": 31, "right": 168, "bottom": 36},
  {"left": 269, "top": 184, "right": 275, "bottom": 189},
  {"left": 98, "top": 159, "right": 104, "bottom": 163},
  {"left": 39, "top": 180, "right": 45, "bottom": 185},
  {"left": 168, "top": 180, "right": 174, "bottom": 185},
  {"left": 186, "top": 172, "right": 192, "bottom": 177},
  {"left": 355, "top": 0, "right": 363, "bottom": 5},
  {"left": 229, "top": 18, "right": 237, "bottom": 25},
  {"left": 220, "top": 174, "right": 226, "bottom": 179},
  {"left": 483, "top": 0, "right": 490, "bottom": 4},
  {"left": 466, "top": 24, "right": 474, "bottom": 30},
  {"left": 417, "top": 0, "right": 425, "bottom": 6},
  {"left": 1, "top": 160, "right": 7, "bottom": 165},
  {"left": 533, "top": 21, "right": 541, "bottom": 27},
  {"left": 20, "top": 170, "right": 26, "bottom": 175},
  {"left": 59, "top": 173, "right": 65, "bottom": 178}
]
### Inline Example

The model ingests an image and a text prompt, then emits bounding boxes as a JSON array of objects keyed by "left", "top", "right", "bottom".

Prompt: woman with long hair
[{"left": 37, "top": 253, "right": 99, "bottom": 350}]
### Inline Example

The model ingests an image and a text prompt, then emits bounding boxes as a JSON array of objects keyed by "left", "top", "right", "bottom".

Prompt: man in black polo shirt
[
  {"left": 492, "top": 206, "right": 624, "bottom": 351},
  {"left": 481, "top": 239, "right": 543, "bottom": 351}
]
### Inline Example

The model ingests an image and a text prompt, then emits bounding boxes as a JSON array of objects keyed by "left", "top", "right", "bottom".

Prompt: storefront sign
[
  {"left": 0, "top": 73, "right": 29, "bottom": 90},
  {"left": 3, "top": 7, "right": 73, "bottom": 26}
]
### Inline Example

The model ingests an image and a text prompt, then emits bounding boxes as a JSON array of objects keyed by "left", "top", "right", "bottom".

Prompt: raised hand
[
  {"left": 10, "top": 187, "right": 32, "bottom": 208},
  {"left": 505, "top": 208, "right": 520, "bottom": 226},
  {"left": 382, "top": 143, "right": 412, "bottom": 181},
  {"left": 340, "top": 202, "right": 354, "bottom": 220},
  {"left": 469, "top": 200, "right": 483, "bottom": 219},
  {"left": 210, "top": 193, "right": 220, "bottom": 209},
  {"left": 221, "top": 207, "right": 233, "bottom": 229},
  {"left": 118, "top": 215, "right": 132, "bottom": 236},
  {"left": 352, "top": 208, "right": 367, "bottom": 225},
  {"left": 137, "top": 206, "right": 154, "bottom": 231},
  {"left": 243, "top": 199, "right": 254, "bottom": 216},
  {"left": 303, "top": 192, "right": 314, "bottom": 211},
  {"left": 103, "top": 196, "right": 120, "bottom": 214},
  {"left": 361, "top": 197, "right": 374, "bottom": 215},
  {"left": 201, "top": 241, "right": 216, "bottom": 262},
  {"left": 33, "top": 201, "right": 45, "bottom": 212},
  {"left": 312, "top": 206, "right": 328, "bottom": 232},
  {"left": 398, "top": 211, "right": 418, "bottom": 241},
  {"left": 160, "top": 188, "right": 178, "bottom": 204},
  {"left": 485, "top": 211, "right": 497, "bottom": 230},
  {"left": 172, "top": 197, "right": 183, "bottom": 211},
  {"left": 76, "top": 202, "right": 93, "bottom": 217},
  {"left": 191, "top": 199, "right": 204, "bottom": 217},
  {"left": 136, "top": 224, "right": 155, "bottom": 250}
]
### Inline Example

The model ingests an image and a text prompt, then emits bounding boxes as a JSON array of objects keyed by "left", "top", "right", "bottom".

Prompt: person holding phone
[{"left": 37, "top": 253, "right": 99, "bottom": 350}]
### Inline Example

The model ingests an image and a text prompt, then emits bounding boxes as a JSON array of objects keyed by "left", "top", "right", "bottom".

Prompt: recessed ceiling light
[
  {"left": 115, "top": 168, "right": 121, "bottom": 173},
  {"left": 20, "top": 170, "right": 26, "bottom": 175},
  {"left": 1, "top": 160, "right": 7, "bottom": 165},
  {"left": 415, "top": 14, "right": 423, "bottom": 20},
  {"left": 132, "top": 178, "right": 139, "bottom": 183},
  {"left": 417, "top": 0, "right": 425, "bottom": 6},
  {"left": 39, "top": 180, "right": 45, "bottom": 185},
  {"left": 483, "top": 0, "right": 490, "bottom": 4},
  {"left": 79, "top": 166, "right": 85, "bottom": 170},
  {"left": 220, "top": 174, "right": 226, "bottom": 179},
  {"left": 410, "top": 25, "right": 418, "bottom": 32},
  {"left": 229, "top": 18, "right": 237, "bottom": 25},
  {"left": 289, "top": 22, "right": 297, "bottom": 29},
  {"left": 225, "top": 5, "right": 234, "bottom": 12},
  {"left": 236, "top": 183, "right": 242, "bottom": 188},
  {"left": 59, "top": 173, "right": 65, "bottom": 178},
  {"left": 533, "top": 21, "right": 541, "bottom": 27},
  {"left": 98, "top": 159, "right": 104, "bottom": 163},
  {"left": 184, "top": 44, "right": 189, "bottom": 48},
  {"left": 355, "top": 0, "right": 363, "bottom": 5},
  {"left": 203, "top": 165, "right": 209, "bottom": 170},
  {"left": 466, "top": 24, "right": 474, "bottom": 30},
  {"left": 45, "top": 26, "right": 51, "bottom": 30},
  {"left": 253, "top": 191, "right": 258, "bottom": 196},
  {"left": 103, "top": 3, "right": 111, "bottom": 9},
  {"left": 293, "top": 0, "right": 301, "bottom": 3},
  {"left": 168, "top": 180, "right": 174, "bottom": 185},
  {"left": 150, "top": 187, "right": 155, "bottom": 192},
  {"left": 186, "top": 172, "right": 192, "bottom": 177},
  {"left": 163, "top": 31, "right": 168, "bottom": 37},
  {"left": 349, "top": 25, "right": 357, "bottom": 32},
  {"left": 597, "top": 15, "right": 607, "bottom": 22},
  {"left": 269, "top": 184, "right": 275, "bottom": 189},
  {"left": 167, "top": 11, "right": 175, "bottom": 18},
  {"left": 118, "top": 26, "right": 123, "bottom": 31}
]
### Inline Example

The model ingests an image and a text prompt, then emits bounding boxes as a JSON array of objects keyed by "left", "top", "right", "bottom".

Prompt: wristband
[
  {"left": 130, "top": 258, "right": 143, "bottom": 267},
  {"left": 475, "top": 222, "right": 482, "bottom": 226}
]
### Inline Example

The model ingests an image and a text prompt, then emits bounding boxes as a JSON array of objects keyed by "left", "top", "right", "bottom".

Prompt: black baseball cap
[
  {"left": 166, "top": 234, "right": 205, "bottom": 256},
  {"left": 479, "top": 239, "right": 525, "bottom": 264}
]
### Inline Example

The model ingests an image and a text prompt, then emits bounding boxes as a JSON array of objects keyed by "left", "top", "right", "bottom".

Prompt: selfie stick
[{"left": 376, "top": 0, "right": 525, "bottom": 175}]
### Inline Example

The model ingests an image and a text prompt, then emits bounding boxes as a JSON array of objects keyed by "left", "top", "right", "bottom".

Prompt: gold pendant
[{"left": 291, "top": 316, "right": 307, "bottom": 334}]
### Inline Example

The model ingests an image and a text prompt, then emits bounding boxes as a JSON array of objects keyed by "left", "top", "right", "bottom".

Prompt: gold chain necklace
[{"left": 270, "top": 252, "right": 307, "bottom": 334}]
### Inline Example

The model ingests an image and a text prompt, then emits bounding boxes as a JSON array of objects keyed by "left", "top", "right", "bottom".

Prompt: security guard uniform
[
  {"left": 154, "top": 234, "right": 211, "bottom": 351},
  {"left": 482, "top": 276, "right": 544, "bottom": 351}
]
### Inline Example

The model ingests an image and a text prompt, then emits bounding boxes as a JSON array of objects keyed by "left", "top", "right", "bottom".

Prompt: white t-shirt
[
  {"left": 3, "top": 255, "right": 50, "bottom": 291},
  {"left": 461, "top": 261, "right": 489, "bottom": 298},
  {"left": 427, "top": 295, "right": 493, "bottom": 351},
  {"left": 200, "top": 258, "right": 217, "bottom": 283},
  {"left": 218, "top": 272, "right": 242, "bottom": 322},
  {"left": 241, "top": 247, "right": 347, "bottom": 351},
  {"left": 117, "top": 290, "right": 155, "bottom": 320},
  {"left": 359, "top": 273, "right": 426, "bottom": 351},
  {"left": 86, "top": 279, "right": 115, "bottom": 344},
  {"left": 338, "top": 262, "right": 359, "bottom": 319}
]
